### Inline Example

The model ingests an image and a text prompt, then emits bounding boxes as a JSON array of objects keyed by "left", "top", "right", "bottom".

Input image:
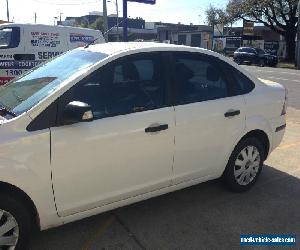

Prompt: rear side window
[
  {"left": 220, "top": 60, "right": 255, "bottom": 95},
  {"left": 0, "top": 27, "right": 20, "bottom": 49},
  {"left": 233, "top": 70, "right": 255, "bottom": 94},
  {"left": 174, "top": 53, "right": 228, "bottom": 105}
]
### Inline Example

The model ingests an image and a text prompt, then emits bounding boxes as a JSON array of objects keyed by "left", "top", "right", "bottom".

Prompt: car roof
[{"left": 84, "top": 42, "right": 208, "bottom": 56}]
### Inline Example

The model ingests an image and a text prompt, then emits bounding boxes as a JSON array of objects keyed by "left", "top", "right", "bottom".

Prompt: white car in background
[{"left": 0, "top": 42, "right": 286, "bottom": 250}]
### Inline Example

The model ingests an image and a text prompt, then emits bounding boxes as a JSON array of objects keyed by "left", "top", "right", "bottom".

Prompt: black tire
[
  {"left": 222, "top": 138, "right": 264, "bottom": 192},
  {"left": 235, "top": 58, "right": 242, "bottom": 65},
  {"left": 0, "top": 194, "right": 31, "bottom": 250},
  {"left": 258, "top": 59, "right": 265, "bottom": 67}
]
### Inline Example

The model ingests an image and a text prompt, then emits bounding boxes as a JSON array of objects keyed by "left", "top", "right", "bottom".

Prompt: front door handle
[
  {"left": 145, "top": 124, "right": 169, "bottom": 133},
  {"left": 224, "top": 110, "right": 240, "bottom": 118}
]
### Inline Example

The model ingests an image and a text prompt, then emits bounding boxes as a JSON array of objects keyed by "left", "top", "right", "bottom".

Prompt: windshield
[
  {"left": 0, "top": 49, "right": 108, "bottom": 118},
  {"left": 0, "top": 27, "right": 20, "bottom": 49}
]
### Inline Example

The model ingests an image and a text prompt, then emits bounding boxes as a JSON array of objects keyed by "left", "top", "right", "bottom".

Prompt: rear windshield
[
  {"left": 0, "top": 49, "right": 108, "bottom": 118},
  {"left": 0, "top": 27, "right": 20, "bottom": 49}
]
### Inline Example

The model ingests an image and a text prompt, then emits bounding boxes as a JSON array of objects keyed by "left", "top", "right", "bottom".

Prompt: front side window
[
  {"left": 60, "top": 52, "right": 166, "bottom": 121},
  {"left": 0, "top": 49, "right": 107, "bottom": 119},
  {"left": 0, "top": 27, "right": 20, "bottom": 49},
  {"left": 174, "top": 53, "right": 228, "bottom": 105}
]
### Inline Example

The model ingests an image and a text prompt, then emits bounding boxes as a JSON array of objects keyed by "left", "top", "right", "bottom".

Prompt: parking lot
[{"left": 30, "top": 66, "right": 300, "bottom": 250}]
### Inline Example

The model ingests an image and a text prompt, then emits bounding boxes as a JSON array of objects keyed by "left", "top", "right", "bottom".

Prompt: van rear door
[{"left": 0, "top": 25, "right": 24, "bottom": 85}]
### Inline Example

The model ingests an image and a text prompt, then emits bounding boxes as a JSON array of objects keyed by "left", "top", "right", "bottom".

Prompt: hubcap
[
  {"left": 0, "top": 209, "right": 19, "bottom": 250},
  {"left": 234, "top": 146, "right": 261, "bottom": 186}
]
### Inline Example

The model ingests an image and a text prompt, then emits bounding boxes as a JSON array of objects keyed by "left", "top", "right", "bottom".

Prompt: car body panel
[
  {"left": 0, "top": 114, "right": 60, "bottom": 230},
  {"left": 51, "top": 107, "right": 175, "bottom": 217},
  {"left": 173, "top": 95, "right": 246, "bottom": 183}
]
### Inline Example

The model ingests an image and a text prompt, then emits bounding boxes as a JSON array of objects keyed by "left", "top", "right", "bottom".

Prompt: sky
[{"left": 0, "top": 0, "right": 228, "bottom": 26}]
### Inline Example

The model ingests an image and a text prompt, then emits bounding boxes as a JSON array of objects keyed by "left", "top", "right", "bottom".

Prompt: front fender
[{"left": 0, "top": 117, "right": 61, "bottom": 230}]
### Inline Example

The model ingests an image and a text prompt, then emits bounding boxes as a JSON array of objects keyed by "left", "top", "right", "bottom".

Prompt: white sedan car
[{"left": 0, "top": 42, "right": 286, "bottom": 250}]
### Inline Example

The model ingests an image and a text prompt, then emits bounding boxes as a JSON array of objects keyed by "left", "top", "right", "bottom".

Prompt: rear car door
[
  {"left": 50, "top": 52, "right": 175, "bottom": 216},
  {"left": 171, "top": 52, "right": 246, "bottom": 183}
]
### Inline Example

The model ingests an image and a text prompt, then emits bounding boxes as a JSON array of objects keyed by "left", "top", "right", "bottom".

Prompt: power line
[{"left": 31, "top": 0, "right": 100, "bottom": 6}]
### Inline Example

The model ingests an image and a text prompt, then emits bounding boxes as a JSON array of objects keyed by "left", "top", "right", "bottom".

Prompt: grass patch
[{"left": 277, "top": 62, "right": 296, "bottom": 69}]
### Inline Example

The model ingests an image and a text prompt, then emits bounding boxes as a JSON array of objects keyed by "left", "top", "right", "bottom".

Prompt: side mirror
[{"left": 62, "top": 101, "right": 93, "bottom": 125}]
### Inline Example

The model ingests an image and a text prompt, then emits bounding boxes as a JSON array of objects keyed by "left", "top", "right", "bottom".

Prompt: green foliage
[
  {"left": 226, "top": 0, "right": 298, "bottom": 59},
  {"left": 226, "top": 0, "right": 298, "bottom": 35},
  {"left": 206, "top": 4, "right": 236, "bottom": 26},
  {"left": 90, "top": 18, "right": 104, "bottom": 33},
  {"left": 74, "top": 17, "right": 104, "bottom": 32}
]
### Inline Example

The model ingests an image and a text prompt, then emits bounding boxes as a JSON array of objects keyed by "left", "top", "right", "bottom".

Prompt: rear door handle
[
  {"left": 224, "top": 110, "right": 240, "bottom": 118},
  {"left": 145, "top": 124, "right": 169, "bottom": 133}
]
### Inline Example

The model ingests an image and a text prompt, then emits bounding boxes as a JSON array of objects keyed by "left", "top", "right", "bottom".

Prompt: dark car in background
[{"left": 233, "top": 47, "right": 278, "bottom": 67}]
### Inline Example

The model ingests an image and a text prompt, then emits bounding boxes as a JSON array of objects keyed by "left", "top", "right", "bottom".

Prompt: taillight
[{"left": 281, "top": 88, "right": 288, "bottom": 115}]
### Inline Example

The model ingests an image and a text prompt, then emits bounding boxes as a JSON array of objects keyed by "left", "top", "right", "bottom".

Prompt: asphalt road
[
  {"left": 242, "top": 65, "right": 300, "bottom": 109},
  {"left": 30, "top": 66, "right": 300, "bottom": 250}
]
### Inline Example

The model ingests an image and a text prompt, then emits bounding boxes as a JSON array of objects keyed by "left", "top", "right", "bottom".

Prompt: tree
[
  {"left": 227, "top": 0, "right": 298, "bottom": 61},
  {"left": 90, "top": 17, "right": 104, "bottom": 33},
  {"left": 75, "top": 17, "right": 104, "bottom": 33},
  {"left": 206, "top": 5, "right": 237, "bottom": 36},
  {"left": 206, "top": 4, "right": 234, "bottom": 27}
]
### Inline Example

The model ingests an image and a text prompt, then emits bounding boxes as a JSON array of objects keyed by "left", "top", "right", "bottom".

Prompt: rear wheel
[
  {"left": 0, "top": 195, "right": 31, "bottom": 250},
  {"left": 222, "top": 138, "right": 264, "bottom": 192}
]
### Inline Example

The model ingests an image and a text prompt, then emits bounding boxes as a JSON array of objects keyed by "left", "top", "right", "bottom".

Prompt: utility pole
[
  {"left": 108, "top": 0, "right": 119, "bottom": 41},
  {"left": 103, "top": 0, "right": 109, "bottom": 42},
  {"left": 34, "top": 12, "right": 37, "bottom": 24},
  {"left": 296, "top": 0, "right": 300, "bottom": 69},
  {"left": 6, "top": 0, "right": 10, "bottom": 22},
  {"left": 123, "top": 0, "right": 128, "bottom": 41},
  {"left": 116, "top": 0, "right": 119, "bottom": 41}
]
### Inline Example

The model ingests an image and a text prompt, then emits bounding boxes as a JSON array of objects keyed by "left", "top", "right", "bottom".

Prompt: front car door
[
  {"left": 51, "top": 52, "right": 175, "bottom": 216},
  {"left": 171, "top": 52, "right": 246, "bottom": 183}
]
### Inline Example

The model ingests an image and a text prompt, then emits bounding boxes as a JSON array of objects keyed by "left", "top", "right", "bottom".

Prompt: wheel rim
[
  {"left": 234, "top": 146, "right": 261, "bottom": 186},
  {"left": 0, "top": 209, "right": 19, "bottom": 250}
]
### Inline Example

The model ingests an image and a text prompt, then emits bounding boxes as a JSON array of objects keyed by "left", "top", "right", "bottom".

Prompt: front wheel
[
  {"left": 0, "top": 195, "right": 31, "bottom": 250},
  {"left": 234, "top": 58, "right": 242, "bottom": 65},
  {"left": 222, "top": 138, "right": 264, "bottom": 192}
]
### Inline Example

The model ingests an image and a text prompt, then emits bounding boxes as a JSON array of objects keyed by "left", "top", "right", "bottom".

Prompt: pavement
[{"left": 30, "top": 66, "right": 300, "bottom": 250}]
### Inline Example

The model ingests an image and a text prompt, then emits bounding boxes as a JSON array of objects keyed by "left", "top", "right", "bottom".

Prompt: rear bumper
[{"left": 270, "top": 116, "right": 286, "bottom": 152}]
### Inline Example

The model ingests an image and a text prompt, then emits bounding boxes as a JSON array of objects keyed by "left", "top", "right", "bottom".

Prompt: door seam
[{"left": 49, "top": 128, "right": 59, "bottom": 216}]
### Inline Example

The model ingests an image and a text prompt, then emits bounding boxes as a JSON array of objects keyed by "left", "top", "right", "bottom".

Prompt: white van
[{"left": 0, "top": 23, "right": 105, "bottom": 85}]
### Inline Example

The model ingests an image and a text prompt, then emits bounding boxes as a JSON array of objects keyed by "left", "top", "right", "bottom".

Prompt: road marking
[
  {"left": 253, "top": 69, "right": 300, "bottom": 76},
  {"left": 258, "top": 78, "right": 277, "bottom": 84},
  {"left": 261, "top": 76, "right": 300, "bottom": 83},
  {"left": 81, "top": 216, "right": 115, "bottom": 250},
  {"left": 277, "top": 141, "right": 300, "bottom": 150}
]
